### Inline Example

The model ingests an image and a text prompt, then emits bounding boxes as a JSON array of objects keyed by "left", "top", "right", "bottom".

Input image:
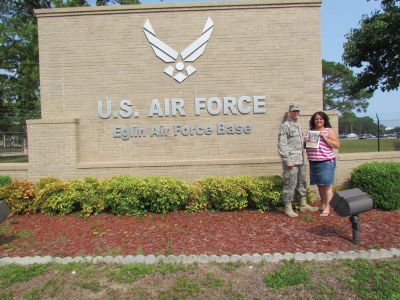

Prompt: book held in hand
[{"left": 306, "top": 130, "right": 320, "bottom": 148}]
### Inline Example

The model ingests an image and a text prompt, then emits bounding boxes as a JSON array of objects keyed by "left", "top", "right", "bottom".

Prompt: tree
[
  {"left": 339, "top": 111, "right": 383, "bottom": 135},
  {"left": 0, "top": 0, "right": 139, "bottom": 133},
  {"left": 343, "top": 0, "right": 400, "bottom": 92},
  {"left": 323, "top": 60, "right": 373, "bottom": 113}
]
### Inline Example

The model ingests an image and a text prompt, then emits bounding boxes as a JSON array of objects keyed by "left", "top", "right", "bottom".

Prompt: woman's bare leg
[{"left": 318, "top": 185, "right": 333, "bottom": 215}]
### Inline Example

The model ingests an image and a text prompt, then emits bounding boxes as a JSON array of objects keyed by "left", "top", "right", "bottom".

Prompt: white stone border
[{"left": 0, "top": 248, "right": 399, "bottom": 265}]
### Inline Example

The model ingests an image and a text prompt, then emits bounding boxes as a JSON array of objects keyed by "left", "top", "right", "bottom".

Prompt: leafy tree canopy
[
  {"left": 343, "top": 0, "right": 400, "bottom": 92},
  {"left": 323, "top": 60, "right": 373, "bottom": 113},
  {"left": 0, "top": 0, "right": 139, "bottom": 133},
  {"left": 339, "top": 110, "right": 383, "bottom": 135}
]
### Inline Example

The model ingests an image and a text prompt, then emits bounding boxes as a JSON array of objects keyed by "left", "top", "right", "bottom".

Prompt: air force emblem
[{"left": 143, "top": 17, "right": 214, "bottom": 83}]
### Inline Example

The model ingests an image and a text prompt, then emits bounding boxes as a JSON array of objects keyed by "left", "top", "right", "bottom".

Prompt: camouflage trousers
[{"left": 282, "top": 163, "right": 307, "bottom": 204}]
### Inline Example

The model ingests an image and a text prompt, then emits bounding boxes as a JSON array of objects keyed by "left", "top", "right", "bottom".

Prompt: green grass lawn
[
  {"left": 0, "top": 258, "right": 399, "bottom": 299},
  {"left": 340, "top": 138, "right": 399, "bottom": 153},
  {"left": 0, "top": 155, "right": 28, "bottom": 163}
]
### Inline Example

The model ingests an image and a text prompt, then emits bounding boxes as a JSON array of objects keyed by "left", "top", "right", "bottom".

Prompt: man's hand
[{"left": 287, "top": 162, "right": 294, "bottom": 168}]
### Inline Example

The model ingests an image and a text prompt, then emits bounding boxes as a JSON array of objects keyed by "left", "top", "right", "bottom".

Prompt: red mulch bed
[{"left": 1, "top": 207, "right": 399, "bottom": 257}]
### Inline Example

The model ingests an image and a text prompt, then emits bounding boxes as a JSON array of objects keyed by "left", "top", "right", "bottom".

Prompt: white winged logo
[{"left": 143, "top": 17, "right": 214, "bottom": 83}]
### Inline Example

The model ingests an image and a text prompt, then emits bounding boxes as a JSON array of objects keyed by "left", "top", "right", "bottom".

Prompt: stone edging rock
[{"left": 0, "top": 248, "right": 399, "bottom": 265}]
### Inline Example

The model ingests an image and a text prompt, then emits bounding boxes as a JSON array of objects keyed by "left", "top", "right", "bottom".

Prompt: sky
[
  {"left": 94, "top": 0, "right": 400, "bottom": 125},
  {"left": 320, "top": 0, "right": 400, "bottom": 127}
]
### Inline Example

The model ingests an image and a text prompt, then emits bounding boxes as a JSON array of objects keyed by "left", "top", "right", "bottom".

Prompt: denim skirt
[{"left": 309, "top": 159, "right": 336, "bottom": 185}]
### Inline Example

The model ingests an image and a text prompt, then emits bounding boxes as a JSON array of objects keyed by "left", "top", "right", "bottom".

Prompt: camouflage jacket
[{"left": 277, "top": 118, "right": 305, "bottom": 165}]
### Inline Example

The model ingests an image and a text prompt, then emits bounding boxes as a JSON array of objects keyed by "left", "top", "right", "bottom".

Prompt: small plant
[
  {"left": 0, "top": 225, "right": 14, "bottom": 236},
  {"left": 100, "top": 247, "right": 123, "bottom": 257},
  {"left": 0, "top": 264, "right": 48, "bottom": 289},
  {"left": 0, "top": 180, "right": 36, "bottom": 215},
  {"left": 203, "top": 272, "right": 225, "bottom": 288},
  {"left": 344, "top": 259, "right": 400, "bottom": 300},
  {"left": 135, "top": 247, "right": 145, "bottom": 255},
  {"left": 173, "top": 275, "right": 201, "bottom": 297},
  {"left": 300, "top": 214, "right": 313, "bottom": 222},
  {"left": 264, "top": 261, "right": 310, "bottom": 290},
  {"left": 107, "top": 264, "right": 156, "bottom": 284},
  {"left": 16, "top": 229, "right": 35, "bottom": 239},
  {"left": 158, "top": 263, "right": 192, "bottom": 275},
  {"left": 166, "top": 237, "right": 174, "bottom": 255},
  {"left": 222, "top": 261, "right": 242, "bottom": 273},
  {"left": 0, "top": 176, "right": 11, "bottom": 186},
  {"left": 78, "top": 279, "right": 102, "bottom": 292}
]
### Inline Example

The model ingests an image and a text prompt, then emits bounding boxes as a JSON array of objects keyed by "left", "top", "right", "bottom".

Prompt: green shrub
[
  {"left": 40, "top": 180, "right": 77, "bottom": 215},
  {"left": 249, "top": 176, "right": 283, "bottom": 211},
  {"left": 35, "top": 176, "right": 61, "bottom": 190},
  {"left": 0, "top": 180, "right": 36, "bottom": 215},
  {"left": 351, "top": 162, "right": 400, "bottom": 210},
  {"left": 68, "top": 177, "right": 105, "bottom": 217},
  {"left": 34, "top": 176, "right": 64, "bottom": 211},
  {"left": 195, "top": 177, "right": 248, "bottom": 211},
  {"left": 186, "top": 175, "right": 285, "bottom": 213},
  {"left": 0, "top": 176, "right": 11, "bottom": 186},
  {"left": 186, "top": 182, "right": 211, "bottom": 213},
  {"left": 102, "top": 175, "right": 146, "bottom": 216},
  {"left": 142, "top": 177, "right": 190, "bottom": 214}
]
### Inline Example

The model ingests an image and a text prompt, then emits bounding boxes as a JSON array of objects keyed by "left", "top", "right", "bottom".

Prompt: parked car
[
  {"left": 383, "top": 133, "right": 397, "bottom": 139},
  {"left": 359, "top": 134, "right": 376, "bottom": 139},
  {"left": 346, "top": 133, "right": 358, "bottom": 139},
  {"left": 397, "top": 133, "right": 400, "bottom": 139}
]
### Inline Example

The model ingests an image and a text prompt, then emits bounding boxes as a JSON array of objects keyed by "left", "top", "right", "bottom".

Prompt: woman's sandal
[{"left": 320, "top": 211, "right": 330, "bottom": 217}]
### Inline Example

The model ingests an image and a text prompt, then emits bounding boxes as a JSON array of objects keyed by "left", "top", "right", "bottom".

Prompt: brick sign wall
[{"left": 26, "top": 0, "right": 323, "bottom": 181}]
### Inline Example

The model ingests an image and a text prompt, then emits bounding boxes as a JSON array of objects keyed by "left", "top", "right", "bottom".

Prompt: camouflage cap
[{"left": 289, "top": 103, "right": 300, "bottom": 111}]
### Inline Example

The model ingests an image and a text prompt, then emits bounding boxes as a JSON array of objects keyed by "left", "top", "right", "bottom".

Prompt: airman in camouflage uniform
[{"left": 278, "top": 103, "right": 318, "bottom": 217}]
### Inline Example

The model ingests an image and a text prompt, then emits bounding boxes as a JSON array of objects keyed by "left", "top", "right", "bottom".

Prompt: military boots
[
  {"left": 284, "top": 203, "right": 298, "bottom": 218},
  {"left": 299, "top": 198, "right": 319, "bottom": 212}
]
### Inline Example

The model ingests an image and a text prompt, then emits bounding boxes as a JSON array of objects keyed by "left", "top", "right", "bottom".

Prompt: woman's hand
[
  {"left": 321, "top": 130, "right": 329, "bottom": 140},
  {"left": 326, "top": 129, "right": 341, "bottom": 149}
]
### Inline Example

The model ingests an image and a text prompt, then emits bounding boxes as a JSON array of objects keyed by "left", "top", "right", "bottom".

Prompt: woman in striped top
[{"left": 306, "top": 112, "right": 340, "bottom": 217}]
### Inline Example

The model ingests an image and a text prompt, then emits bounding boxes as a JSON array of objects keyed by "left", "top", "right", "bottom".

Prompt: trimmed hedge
[
  {"left": 142, "top": 177, "right": 190, "bottom": 214},
  {"left": 351, "top": 162, "right": 400, "bottom": 210},
  {"left": 0, "top": 174, "right": 304, "bottom": 216},
  {"left": 102, "top": 175, "right": 146, "bottom": 216},
  {"left": 70, "top": 177, "right": 105, "bottom": 217},
  {"left": 186, "top": 176, "right": 284, "bottom": 213}
]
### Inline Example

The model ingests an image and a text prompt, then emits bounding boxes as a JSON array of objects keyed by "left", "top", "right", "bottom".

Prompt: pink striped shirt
[{"left": 306, "top": 128, "right": 336, "bottom": 161}]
